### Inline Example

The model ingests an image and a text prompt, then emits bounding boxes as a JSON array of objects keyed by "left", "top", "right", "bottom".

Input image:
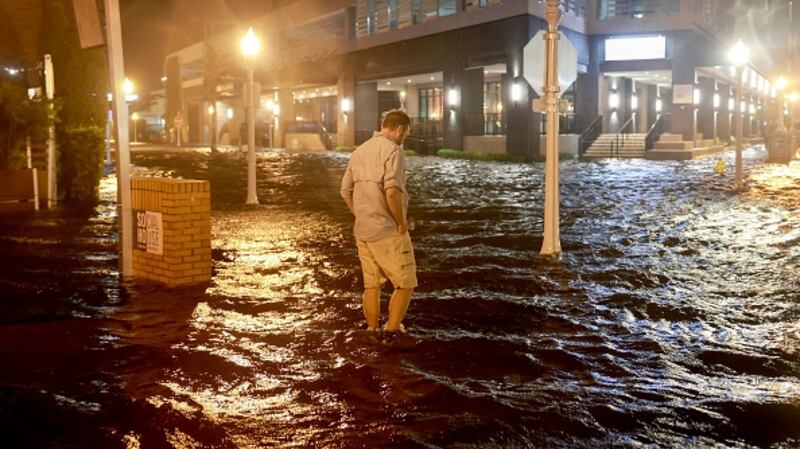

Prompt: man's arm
[
  {"left": 343, "top": 196, "right": 354, "bottom": 215},
  {"left": 385, "top": 187, "right": 407, "bottom": 234},
  {"left": 340, "top": 164, "right": 355, "bottom": 216}
]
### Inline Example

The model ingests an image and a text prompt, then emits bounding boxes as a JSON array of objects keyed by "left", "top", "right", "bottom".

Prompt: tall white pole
[
  {"left": 735, "top": 67, "right": 743, "bottom": 191},
  {"left": 246, "top": 65, "right": 259, "bottom": 205},
  {"left": 540, "top": 0, "right": 562, "bottom": 256},
  {"left": 44, "top": 55, "right": 56, "bottom": 208},
  {"left": 104, "top": 0, "right": 133, "bottom": 277}
]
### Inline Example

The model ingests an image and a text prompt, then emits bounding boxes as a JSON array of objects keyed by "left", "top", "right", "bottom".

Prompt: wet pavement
[{"left": 1, "top": 144, "right": 799, "bottom": 448}]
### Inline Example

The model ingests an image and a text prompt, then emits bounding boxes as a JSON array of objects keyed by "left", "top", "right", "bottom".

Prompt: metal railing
[
  {"left": 610, "top": 115, "right": 635, "bottom": 158},
  {"left": 596, "top": 0, "right": 680, "bottom": 20},
  {"left": 409, "top": 117, "right": 443, "bottom": 138},
  {"left": 464, "top": 113, "right": 506, "bottom": 135},
  {"left": 645, "top": 113, "right": 670, "bottom": 151},
  {"left": 579, "top": 115, "right": 602, "bottom": 156},
  {"left": 285, "top": 121, "right": 336, "bottom": 150}
]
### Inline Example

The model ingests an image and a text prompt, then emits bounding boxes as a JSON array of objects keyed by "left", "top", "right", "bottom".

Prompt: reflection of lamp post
[
  {"left": 131, "top": 112, "right": 139, "bottom": 143},
  {"left": 728, "top": 40, "right": 749, "bottom": 191},
  {"left": 241, "top": 26, "right": 260, "bottom": 205}
]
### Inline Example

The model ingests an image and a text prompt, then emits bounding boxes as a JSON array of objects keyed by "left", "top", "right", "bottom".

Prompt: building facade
[{"left": 163, "top": 0, "right": 798, "bottom": 158}]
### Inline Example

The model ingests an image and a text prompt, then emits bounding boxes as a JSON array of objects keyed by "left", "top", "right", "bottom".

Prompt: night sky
[{"left": 120, "top": 0, "right": 295, "bottom": 94}]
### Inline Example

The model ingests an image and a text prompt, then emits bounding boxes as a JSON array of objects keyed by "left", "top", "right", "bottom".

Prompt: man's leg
[
  {"left": 363, "top": 287, "right": 381, "bottom": 330},
  {"left": 385, "top": 288, "right": 413, "bottom": 332}
]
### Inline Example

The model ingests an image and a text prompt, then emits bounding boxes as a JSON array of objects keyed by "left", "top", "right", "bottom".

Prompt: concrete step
[
  {"left": 653, "top": 141, "right": 693, "bottom": 150},
  {"left": 658, "top": 133, "right": 684, "bottom": 142},
  {"left": 695, "top": 139, "right": 714, "bottom": 148}
]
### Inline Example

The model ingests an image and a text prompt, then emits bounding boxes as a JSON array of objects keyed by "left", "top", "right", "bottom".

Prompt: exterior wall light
[
  {"left": 740, "top": 101, "right": 746, "bottom": 113},
  {"left": 631, "top": 95, "right": 638, "bottom": 110},
  {"left": 609, "top": 92, "right": 619, "bottom": 110},
  {"left": 447, "top": 88, "right": 458, "bottom": 109},
  {"left": 713, "top": 93, "right": 720, "bottom": 109},
  {"left": 693, "top": 88, "right": 700, "bottom": 105},
  {"left": 655, "top": 98, "right": 662, "bottom": 112},
  {"left": 265, "top": 99, "right": 275, "bottom": 110},
  {"left": 749, "top": 103, "right": 755, "bottom": 114},
  {"left": 511, "top": 83, "right": 522, "bottom": 103},
  {"left": 728, "top": 98, "right": 735, "bottom": 110},
  {"left": 208, "top": 105, "right": 215, "bottom": 115},
  {"left": 341, "top": 98, "right": 352, "bottom": 113},
  {"left": 272, "top": 104, "right": 280, "bottom": 115},
  {"left": 227, "top": 108, "right": 234, "bottom": 119}
]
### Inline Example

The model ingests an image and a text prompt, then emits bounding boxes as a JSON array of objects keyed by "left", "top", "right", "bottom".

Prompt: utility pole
[
  {"left": 540, "top": 0, "right": 562, "bottom": 256},
  {"left": 104, "top": 0, "right": 133, "bottom": 277}
]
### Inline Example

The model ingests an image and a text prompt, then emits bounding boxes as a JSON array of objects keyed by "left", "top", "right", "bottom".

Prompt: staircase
[{"left": 583, "top": 133, "right": 647, "bottom": 159}]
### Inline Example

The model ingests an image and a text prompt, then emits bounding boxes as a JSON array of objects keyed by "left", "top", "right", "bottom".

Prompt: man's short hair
[{"left": 382, "top": 109, "right": 410, "bottom": 131}]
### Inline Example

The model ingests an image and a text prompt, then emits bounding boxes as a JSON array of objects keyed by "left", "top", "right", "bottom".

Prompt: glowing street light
[
  {"left": 728, "top": 40, "right": 749, "bottom": 191},
  {"left": 122, "top": 77, "right": 138, "bottom": 102},
  {"left": 775, "top": 76, "right": 788, "bottom": 91},
  {"left": 241, "top": 26, "right": 261, "bottom": 205},
  {"left": 241, "top": 27, "right": 261, "bottom": 59}
]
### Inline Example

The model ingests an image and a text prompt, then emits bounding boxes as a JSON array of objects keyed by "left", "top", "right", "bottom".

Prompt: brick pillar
[{"left": 131, "top": 178, "right": 212, "bottom": 287}]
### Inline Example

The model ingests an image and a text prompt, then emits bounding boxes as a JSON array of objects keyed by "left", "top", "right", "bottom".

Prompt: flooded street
[{"left": 1, "top": 146, "right": 799, "bottom": 448}]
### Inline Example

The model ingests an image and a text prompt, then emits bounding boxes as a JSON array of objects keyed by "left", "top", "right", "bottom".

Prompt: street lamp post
[
  {"left": 241, "top": 26, "right": 260, "bottom": 205},
  {"left": 728, "top": 40, "right": 749, "bottom": 191},
  {"left": 131, "top": 112, "right": 139, "bottom": 143}
]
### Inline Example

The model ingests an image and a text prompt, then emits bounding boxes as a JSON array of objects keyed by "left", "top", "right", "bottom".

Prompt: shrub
[
  {"left": 58, "top": 127, "right": 104, "bottom": 206},
  {"left": 436, "top": 148, "right": 526, "bottom": 162},
  {"left": 404, "top": 149, "right": 416, "bottom": 157}
]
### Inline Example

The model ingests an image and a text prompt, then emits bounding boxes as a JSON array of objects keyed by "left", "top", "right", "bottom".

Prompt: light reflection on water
[{"left": 0, "top": 146, "right": 799, "bottom": 448}]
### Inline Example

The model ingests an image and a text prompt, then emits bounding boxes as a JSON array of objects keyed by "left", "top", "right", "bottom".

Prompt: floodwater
[{"left": 1, "top": 145, "right": 799, "bottom": 449}]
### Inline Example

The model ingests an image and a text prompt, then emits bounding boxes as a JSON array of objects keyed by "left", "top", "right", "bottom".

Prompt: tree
[
  {"left": 41, "top": 0, "right": 109, "bottom": 206},
  {"left": 0, "top": 80, "right": 51, "bottom": 169}
]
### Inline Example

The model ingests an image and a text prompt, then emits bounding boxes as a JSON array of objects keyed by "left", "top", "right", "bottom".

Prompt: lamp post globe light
[
  {"left": 728, "top": 40, "right": 749, "bottom": 191},
  {"left": 241, "top": 26, "right": 260, "bottom": 205}
]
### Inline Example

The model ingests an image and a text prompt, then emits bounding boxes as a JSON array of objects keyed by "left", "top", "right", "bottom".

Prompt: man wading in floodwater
[{"left": 340, "top": 110, "right": 417, "bottom": 345}]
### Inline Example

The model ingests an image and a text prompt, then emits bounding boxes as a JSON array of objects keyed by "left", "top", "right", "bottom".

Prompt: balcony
[
  {"left": 353, "top": 0, "right": 587, "bottom": 50},
  {"left": 588, "top": 0, "right": 734, "bottom": 39}
]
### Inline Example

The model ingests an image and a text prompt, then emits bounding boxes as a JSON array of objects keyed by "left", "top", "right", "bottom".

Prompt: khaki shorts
[{"left": 356, "top": 230, "right": 418, "bottom": 289}]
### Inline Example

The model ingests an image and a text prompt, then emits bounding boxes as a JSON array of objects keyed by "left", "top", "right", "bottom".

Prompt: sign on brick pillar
[{"left": 131, "top": 178, "right": 212, "bottom": 287}]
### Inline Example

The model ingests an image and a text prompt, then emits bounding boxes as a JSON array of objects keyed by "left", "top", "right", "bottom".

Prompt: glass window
[
  {"left": 388, "top": 0, "right": 399, "bottom": 29},
  {"left": 437, "top": 0, "right": 457, "bottom": 17},
  {"left": 367, "top": 0, "right": 377, "bottom": 34},
  {"left": 412, "top": 0, "right": 424, "bottom": 24},
  {"left": 419, "top": 87, "right": 443, "bottom": 119}
]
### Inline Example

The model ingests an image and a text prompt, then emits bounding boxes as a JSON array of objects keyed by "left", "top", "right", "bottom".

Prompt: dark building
[{"left": 164, "top": 0, "right": 799, "bottom": 158}]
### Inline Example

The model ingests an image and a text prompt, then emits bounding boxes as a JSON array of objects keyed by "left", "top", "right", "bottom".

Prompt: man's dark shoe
[{"left": 380, "top": 331, "right": 398, "bottom": 345}]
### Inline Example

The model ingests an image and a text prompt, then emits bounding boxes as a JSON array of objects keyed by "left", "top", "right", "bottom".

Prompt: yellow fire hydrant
[{"left": 714, "top": 159, "right": 726, "bottom": 175}]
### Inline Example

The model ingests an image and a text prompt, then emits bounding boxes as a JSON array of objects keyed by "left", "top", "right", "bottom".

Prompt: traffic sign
[{"left": 523, "top": 30, "right": 578, "bottom": 96}]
